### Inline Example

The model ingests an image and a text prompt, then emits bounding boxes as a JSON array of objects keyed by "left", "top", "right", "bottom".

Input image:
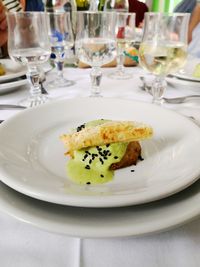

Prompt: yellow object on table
[{"left": 0, "top": 63, "right": 6, "bottom": 76}]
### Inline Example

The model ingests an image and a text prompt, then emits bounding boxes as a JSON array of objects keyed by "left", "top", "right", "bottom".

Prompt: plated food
[{"left": 60, "top": 119, "right": 153, "bottom": 185}]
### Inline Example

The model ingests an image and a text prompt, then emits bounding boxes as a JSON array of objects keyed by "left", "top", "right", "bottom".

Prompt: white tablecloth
[{"left": 0, "top": 66, "right": 200, "bottom": 267}]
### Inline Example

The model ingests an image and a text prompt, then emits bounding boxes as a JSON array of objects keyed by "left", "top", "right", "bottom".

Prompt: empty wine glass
[
  {"left": 7, "top": 12, "right": 51, "bottom": 107},
  {"left": 104, "top": 0, "right": 129, "bottom": 12},
  {"left": 75, "top": 11, "right": 117, "bottom": 97},
  {"left": 108, "top": 12, "right": 136, "bottom": 79},
  {"left": 139, "top": 12, "right": 190, "bottom": 104},
  {"left": 46, "top": 12, "right": 75, "bottom": 88}
]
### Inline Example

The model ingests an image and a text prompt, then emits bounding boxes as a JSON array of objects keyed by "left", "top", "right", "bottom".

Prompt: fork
[{"left": 139, "top": 76, "right": 200, "bottom": 104}]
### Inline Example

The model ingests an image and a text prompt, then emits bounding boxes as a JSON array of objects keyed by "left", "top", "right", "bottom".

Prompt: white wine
[
  {"left": 76, "top": 38, "right": 116, "bottom": 67},
  {"left": 139, "top": 42, "right": 187, "bottom": 76},
  {"left": 10, "top": 47, "right": 50, "bottom": 66}
]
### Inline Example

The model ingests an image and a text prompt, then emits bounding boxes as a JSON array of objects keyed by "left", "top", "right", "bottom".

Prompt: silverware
[
  {"left": 0, "top": 104, "right": 26, "bottom": 110},
  {"left": 163, "top": 95, "right": 200, "bottom": 104},
  {"left": 139, "top": 76, "right": 200, "bottom": 104}
]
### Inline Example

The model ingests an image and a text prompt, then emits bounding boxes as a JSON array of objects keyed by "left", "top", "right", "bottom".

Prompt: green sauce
[{"left": 66, "top": 120, "right": 128, "bottom": 185}]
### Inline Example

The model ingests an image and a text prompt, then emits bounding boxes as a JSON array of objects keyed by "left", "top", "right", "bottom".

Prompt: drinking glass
[
  {"left": 108, "top": 12, "right": 136, "bottom": 80},
  {"left": 139, "top": 12, "right": 190, "bottom": 104},
  {"left": 46, "top": 12, "right": 75, "bottom": 87},
  {"left": 104, "top": 0, "right": 129, "bottom": 12},
  {"left": 7, "top": 12, "right": 51, "bottom": 107},
  {"left": 75, "top": 11, "right": 117, "bottom": 97}
]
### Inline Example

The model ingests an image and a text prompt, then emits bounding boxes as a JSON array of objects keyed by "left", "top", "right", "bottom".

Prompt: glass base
[
  {"left": 19, "top": 94, "right": 49, "bottom": 108},
  {"left": 47, "top": 77, "right": 75, "bottom": 88},
  {"left": 107, "top": 69, "right": 133, "bottom": 80},
  {"left": 89, "top": 93, "right": 103, "bottom": 97}
]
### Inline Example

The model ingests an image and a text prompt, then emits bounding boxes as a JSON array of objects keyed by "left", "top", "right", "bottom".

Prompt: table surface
[{"left": 0, "top": 65, "right": 200, "bottom": 267}]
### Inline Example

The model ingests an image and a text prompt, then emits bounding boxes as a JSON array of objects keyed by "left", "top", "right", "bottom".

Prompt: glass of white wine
[
  {"left": 139, "top": 12, "right": 190, "bottom": 104},
  {"left": 75, "top": 11, "right": 117, "bottom": 97},
  {"left": 108, "top": 12, "right": 136, "bottom": 80},
  {"left": 7, "top": 12, "right": 51, "bottom": 107}
]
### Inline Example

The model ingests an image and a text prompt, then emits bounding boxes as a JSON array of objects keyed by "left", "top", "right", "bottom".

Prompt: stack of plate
[
  {"left": 0, "top": 59, "right": 27, "bottom": 94},
  {"left": 0, "top": 98, "right": 200, "bottom": 238}
]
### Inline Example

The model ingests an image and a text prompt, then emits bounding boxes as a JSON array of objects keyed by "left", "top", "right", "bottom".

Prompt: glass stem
[
  {"left": 116, "top": 53, "right": 125, "bottom": 73},
  {"left": 90, "top": 67, "right": 102, "bottom": 97},
  {"left": 152, "top": 76, "right": 166, "bottom": 105},
  {"left": 54, "top": 60, "right": 64, "bottom": 81},
  {"left": 27, "top": 66, "right": 41, "bottom": 98}
]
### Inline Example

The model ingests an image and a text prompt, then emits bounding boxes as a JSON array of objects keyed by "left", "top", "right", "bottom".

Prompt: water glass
[
  {"left": 7, "top": 12, "right": 51, "bottom": 107},
  {"left": 75, "top": 11, "right": 117, "bottom": 97}
]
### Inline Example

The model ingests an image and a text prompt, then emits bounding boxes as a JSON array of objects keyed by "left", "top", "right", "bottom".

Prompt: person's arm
[
  {"left": 0, "top": 0, "right": 7, "bottom": 47},
  {"left": 188, "top": 4, "right": 200, "bottom": 43}
]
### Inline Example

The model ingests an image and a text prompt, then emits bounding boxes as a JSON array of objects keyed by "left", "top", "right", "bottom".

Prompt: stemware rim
[
  {"left": 7, "top": 11, "right": 46, "bottom": 15},
  {"left": 145, "top": 12, "right": 191, "bottom": 17},
  {"left": 73, "top": 10, "right": 115, "bottom": 14}
]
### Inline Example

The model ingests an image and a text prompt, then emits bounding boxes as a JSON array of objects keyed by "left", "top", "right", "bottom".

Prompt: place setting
[{"left": 0, "top": 10, "right": 200, "bottom": 241}]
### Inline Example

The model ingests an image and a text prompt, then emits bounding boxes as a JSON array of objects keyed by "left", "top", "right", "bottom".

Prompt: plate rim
[
  {"left": 0, "top": 180, "right": 199, "bottom": 238},
  {"left": 0, "top": 78, "right": 27, "bottom": 94},
  {"left": 0, "top": 59, "right": 27, "bottom": 82},
  {"left": 0, "top": 97, "right": 200, "bottom": 208}
]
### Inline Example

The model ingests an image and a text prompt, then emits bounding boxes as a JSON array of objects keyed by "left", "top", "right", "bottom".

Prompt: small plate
[
  {"left": 0, "top": 98, "right": 200, "bottom": 208},
  {"left": 0, "top": 78, "right": 27, "bottom": 94},
  {"left": 172, "top": 56, "right": 200, "bottom": 82},
  {"left": 0, "top": 59, "right": 27, "bottom": 83}
]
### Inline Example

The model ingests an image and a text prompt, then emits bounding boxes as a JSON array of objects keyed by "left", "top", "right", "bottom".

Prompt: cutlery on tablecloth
[{"left": 140, "top": 76, "right": 200, "bottom": 104}]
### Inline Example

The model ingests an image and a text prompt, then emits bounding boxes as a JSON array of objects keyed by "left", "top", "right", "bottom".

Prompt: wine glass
[
  {"left": 139, "top": 12, "right": 190, "bottom": 104},
  {"left": 108, "top": 12, "right": 136, "bottom": 80},
  {"left": 7, "top": 12, "right": 51, "bottom": 107},
  {"left": 75, "top": 11, "right": 117, "bottom": 97},
  {"left": 46, "top": 11, "right": 75, "bottom": 88},
  {"left": 104, "top": 0, "right": 129, "bottom": 12}
]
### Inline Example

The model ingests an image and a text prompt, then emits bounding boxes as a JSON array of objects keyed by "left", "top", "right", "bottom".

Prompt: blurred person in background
[
  {"left": 24, "top": 0, "right": 44, "bottom": 11},
  {"left": 128, "top": 0, "right": 148, "bottom": 27},
  {"left": 2, "top": 0, "right": 22, "bottom": 11},
  {"left": 174, "top": 0, "right": 200, "bottom": 57},
  {"left": 0, "top": 0, "right": 7, "bottom": 47},
  {"left": 2, "top": 0, "right": 44, "bottom": 11}
]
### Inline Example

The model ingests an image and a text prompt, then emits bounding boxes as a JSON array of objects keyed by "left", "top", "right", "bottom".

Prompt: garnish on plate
[{"left": 60, "top": 119, "right": 153, "bottom": 185}]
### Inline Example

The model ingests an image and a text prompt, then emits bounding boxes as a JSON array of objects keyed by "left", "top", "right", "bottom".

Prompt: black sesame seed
[
  {"left": 77, "top": 124, "right": 85, "bottom": 132},
  {"left": 99, "top": 158, "right": 104, "bottom": 164},
  {"left": 131, "top": 170, "right": 135, "bottom": 172},
  {"left": 89, "top": 159, "right": 92, "bottom": 164},
  {"left": 85, "top": 165, "right": 90, "bottom": 169},
  {"left": 114, "top": 156, "right": 118, "bottom": 159},
  {"left": 100, "top": 174, "right": 104, "bottom": 177},
  {"left": 108, "top": 152, "right": 112, "bottom": 156},
  {"left": 104, "top": 157, "right": 108, "bottom": 160},
  {"left": 86, "top": 182, "right": 91, "bottom": 185}
]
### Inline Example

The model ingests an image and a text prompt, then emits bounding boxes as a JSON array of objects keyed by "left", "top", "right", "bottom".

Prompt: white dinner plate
[
  {"left": 0, "top": 98, "right": 200, "bottom": 208},
  {"left": 0, "top": 59, "right": 27, "bottom": 82},
  {"left": 0, "top": 180, "right": 199, "bottom": 238},
  {"left": 0, "top": 78, "right": 27, "bottom": 94}
]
